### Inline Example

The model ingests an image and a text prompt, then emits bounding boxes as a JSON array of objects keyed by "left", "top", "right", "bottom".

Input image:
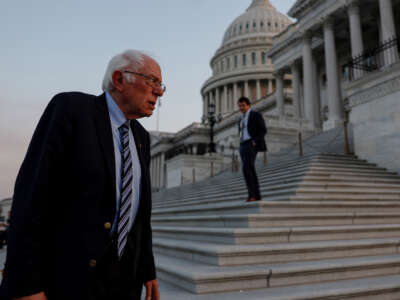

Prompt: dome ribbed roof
[{"left": 222, "top": 0, "right": 291, "bottom": 45}]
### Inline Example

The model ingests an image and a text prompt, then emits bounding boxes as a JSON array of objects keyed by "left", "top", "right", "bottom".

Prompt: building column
[
  {"left": 223, "top": 85, "right": 228, "bottom": 113},
  {"left": 323, "top": 19, "right": 344, "bottom": 129},
  {"left": 233, "top": 82, "right": 238, "bottom": 108},
  {"left": 379, "top": 0, "right": 398, "bottom": 65},
  {"left": 215, "top": 88, "right": 220, "bottom": 115},
  {"left": 158, "top": 154, "right": 161, "bottom": 188},
  {"left": 348, "top": 2, "right": 364, "bottom": 79},
  {"left": 207, "top": 91, "right": 212, "bottom": 116},
  {"left": 155, "top": 155, "right": 160, "bottom": 188},
  {"left": 312, "top": 58, "right": 322, "bottom": 128},
  {"left": 276, "top": 71, "right": 285, "bottom": 117},
  {"left": 202, "top": 94, "right": 207, "bottom": 120},
  {"left": 256, "top": 80, "right": 261, "bottom": 99},
  {"left": 291, "top": 62, "right": 301, "bottom": 119},
  {"left": 302, "top": 33, "right": 316, "bottom": 125},
  {"left": 244, "top": 80, "right": 249, "bottom": 98},
  {"left": 151, "top": 157, "right": 155, "bottom": 186},
  {"left": 268, "top": 79, "right": 273, "bottom": 94},
  {"left": 160, "top": 153, "right": 165, "bottom": 188}
]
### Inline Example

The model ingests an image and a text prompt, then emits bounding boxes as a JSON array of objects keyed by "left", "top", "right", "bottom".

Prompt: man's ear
[{"left": 112, "top": 70, "right": 125, "bottom": 92}]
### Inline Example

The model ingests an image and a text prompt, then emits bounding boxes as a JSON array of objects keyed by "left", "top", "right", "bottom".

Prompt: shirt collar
[
  {"left": 242, "top": 108, "right": 251, "bottom": 120},
  {"left": 105, "top": 92, "right": 127, "bottom": 129}
]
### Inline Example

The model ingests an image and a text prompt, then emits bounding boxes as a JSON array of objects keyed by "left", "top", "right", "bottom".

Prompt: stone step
[
  {"left": 152, "top": 274, "right": 400, "bottom": 300},
  {"left": 154, "top": 175, "right": 306, "bottom": 206},
  {"left": 305, "top": 170, "right": 400, "bottom": 180},
  {"left": 155, "top": 253, "right": 400, "bottom": 294},
  {"left": 154, "top": 167, "right": 400, "bottom": 204},
  {"left": 154, "top": 177, "right": 400, "bottom": 208},
  {"left": 153, "top": 224, "right": 400, "bottom": 245},
  {"left": 154, "top": 186, "right": 400, "bottom": 210},
  {"left": 153, "top": 237, "right": 400, "bottom": 266},
  {"left": 152, "top": 156, "right": 389, "bottom": 202},
  {"left": 152, "top": 200, "right": 400, "bottom": 217},
  {"left": 155, "top": 177, "right": 400, "bottom": 208},
  {"left": 152, "top": 212, "right": 400, "bottom": 228},
  {"left": 301, "top": 177, "right": 400, "bottom": 186}
]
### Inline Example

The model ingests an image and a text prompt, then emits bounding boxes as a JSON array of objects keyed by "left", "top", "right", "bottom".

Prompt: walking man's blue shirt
[
  {"left": 240, "top": 108, "right": 252, "bottom": 142},
  {"left": 105, "top": 92, "right": 141, "bottom": 234}
]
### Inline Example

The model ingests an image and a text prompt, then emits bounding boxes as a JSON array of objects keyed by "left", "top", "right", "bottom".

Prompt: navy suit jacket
[
  {"left": 238, "top": 110, "right": 267, "bottom": 152},
  {"left": 0, "top": 93, "right": 155, "bottom": 300}
]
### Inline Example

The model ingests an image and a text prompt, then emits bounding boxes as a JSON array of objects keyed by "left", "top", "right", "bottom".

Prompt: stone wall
[
  {"left": 165, "top": 154, "right": 226, "bottom": 188},
  {"left": 349, "top": 77, "right": 400, "bottom": 174}
]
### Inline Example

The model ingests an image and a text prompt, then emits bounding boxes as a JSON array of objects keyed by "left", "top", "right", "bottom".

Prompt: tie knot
[{"left": 119, "top": 121, "right": 130, "bottom": 134}]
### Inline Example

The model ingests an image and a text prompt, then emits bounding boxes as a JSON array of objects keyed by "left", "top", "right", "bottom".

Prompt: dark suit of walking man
[
  {"left": 238, "top": 97, "right": 267, "bottom": 202},
  {"left": 0, "top": 50, "right": 163, "bottom": 300}
]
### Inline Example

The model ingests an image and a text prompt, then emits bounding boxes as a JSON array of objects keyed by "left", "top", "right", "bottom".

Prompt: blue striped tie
[{"left": 117, "top": 121, "right": 133, "bottom": 259}]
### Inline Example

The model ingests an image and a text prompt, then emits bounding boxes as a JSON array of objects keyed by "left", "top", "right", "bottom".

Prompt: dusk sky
[{"left": 0, "top": 0, "right": 295, "bottom": 199}]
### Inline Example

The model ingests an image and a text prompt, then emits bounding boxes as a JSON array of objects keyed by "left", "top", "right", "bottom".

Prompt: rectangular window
[
  {"left": 234, "top": 55, "right": 238, "bottom": 68},
  {"left": 243, "top": 54, "right": 247, "bottom": 66},
  {"left": 261, "top": 52, "right": 266, "bottom": 64},
  {"left": 252, "top": 52, "right": 256, "bottom": 65},
  {"left": 227, "top": 57, "right": 230, "bottom": 70}
]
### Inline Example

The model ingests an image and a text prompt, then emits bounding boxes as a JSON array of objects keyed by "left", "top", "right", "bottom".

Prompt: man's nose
[{"left": 153, "top": 86, "right": 164, "bottom": 96}]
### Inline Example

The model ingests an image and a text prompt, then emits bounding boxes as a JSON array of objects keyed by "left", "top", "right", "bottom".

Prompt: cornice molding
[{"left": 348, "top": 75, "right": 400, "bottom": 108}]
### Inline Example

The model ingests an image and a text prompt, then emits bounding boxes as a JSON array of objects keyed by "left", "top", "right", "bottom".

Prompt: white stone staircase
[{"left": 150, "top": 151, "right": 400, "bottom": 299}]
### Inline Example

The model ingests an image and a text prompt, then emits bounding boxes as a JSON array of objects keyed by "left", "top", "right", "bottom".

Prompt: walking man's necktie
[{"left": 117, "top": 121, "right": 133, "bottom": 259}]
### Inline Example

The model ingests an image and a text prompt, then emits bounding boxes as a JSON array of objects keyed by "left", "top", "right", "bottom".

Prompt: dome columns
[{"left": 256, "top": 79, "right": 261, "bottom": 100}]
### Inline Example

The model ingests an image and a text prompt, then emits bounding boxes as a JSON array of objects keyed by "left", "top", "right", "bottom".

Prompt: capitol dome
[
  {"left": 222, "top": 0, "right": 292, "bottom": 46},
  {"left": 201, "top": 0, "right": 292, "bottom": 120}
]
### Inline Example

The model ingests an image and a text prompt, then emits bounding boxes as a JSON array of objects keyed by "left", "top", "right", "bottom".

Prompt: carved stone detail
[{"left": 348, "top": 75, "right": 400, "bottom": 108}]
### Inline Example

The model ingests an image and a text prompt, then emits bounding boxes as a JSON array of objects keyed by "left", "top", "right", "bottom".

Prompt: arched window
[
  {"left": 242, "top": 54, "right": 247, "bottom": 66},
  {"left": 252, "top": 52, "right": 256, "bottom": 65}
]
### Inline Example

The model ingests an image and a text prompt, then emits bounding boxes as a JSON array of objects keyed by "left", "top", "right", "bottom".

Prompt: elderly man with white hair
[{"left": 0, "top": 50, "right": 164, "bottom": 300}]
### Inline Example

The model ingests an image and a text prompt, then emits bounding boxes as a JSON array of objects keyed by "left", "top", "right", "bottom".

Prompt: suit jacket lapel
[
  {"left": 94, "top": 94, "right": 116, "bottom": 194},
  {"left": 130, "top": 120, "right": 145, "bottom": 171}
]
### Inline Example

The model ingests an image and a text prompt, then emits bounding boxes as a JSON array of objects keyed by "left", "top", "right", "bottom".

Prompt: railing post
[
  {"left": 235, "top": 155, "right": 239, "bottom": 172},
  {"left": 344, "top": 120, "right": 351, "bottom": 155},
  {"left": 298, "top": 132, "right": 303, "bottom": 156}
]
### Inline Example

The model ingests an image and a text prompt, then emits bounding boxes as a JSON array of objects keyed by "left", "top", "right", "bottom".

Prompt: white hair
[{"left": 102, "top": 49, "right": 148, "bottom": 92}]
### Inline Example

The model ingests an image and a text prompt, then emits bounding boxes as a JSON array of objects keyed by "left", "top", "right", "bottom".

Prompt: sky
[{"left": 0, "top": 0, "right": 296, "bottom": 199}]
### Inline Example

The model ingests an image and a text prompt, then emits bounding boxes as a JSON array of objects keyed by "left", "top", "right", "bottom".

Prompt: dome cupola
[{"left": 222, "top": 0, "right": 291, "bottom": 46}]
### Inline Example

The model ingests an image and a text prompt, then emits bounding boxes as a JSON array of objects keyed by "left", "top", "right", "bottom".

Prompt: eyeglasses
[{"left": 123, "top": 70, "right": 166, "bottom": 93}]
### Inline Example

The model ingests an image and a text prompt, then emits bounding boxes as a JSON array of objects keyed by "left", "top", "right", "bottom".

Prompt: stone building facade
[
  {"left": 150, "top": 0, "right": 315, "bottom": 190},
  {"left": 201, "top": 0, "right": 292, "bottom": 118},
  {"left": 268, "top": 0, "right": 400, "bottom": 174}
]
